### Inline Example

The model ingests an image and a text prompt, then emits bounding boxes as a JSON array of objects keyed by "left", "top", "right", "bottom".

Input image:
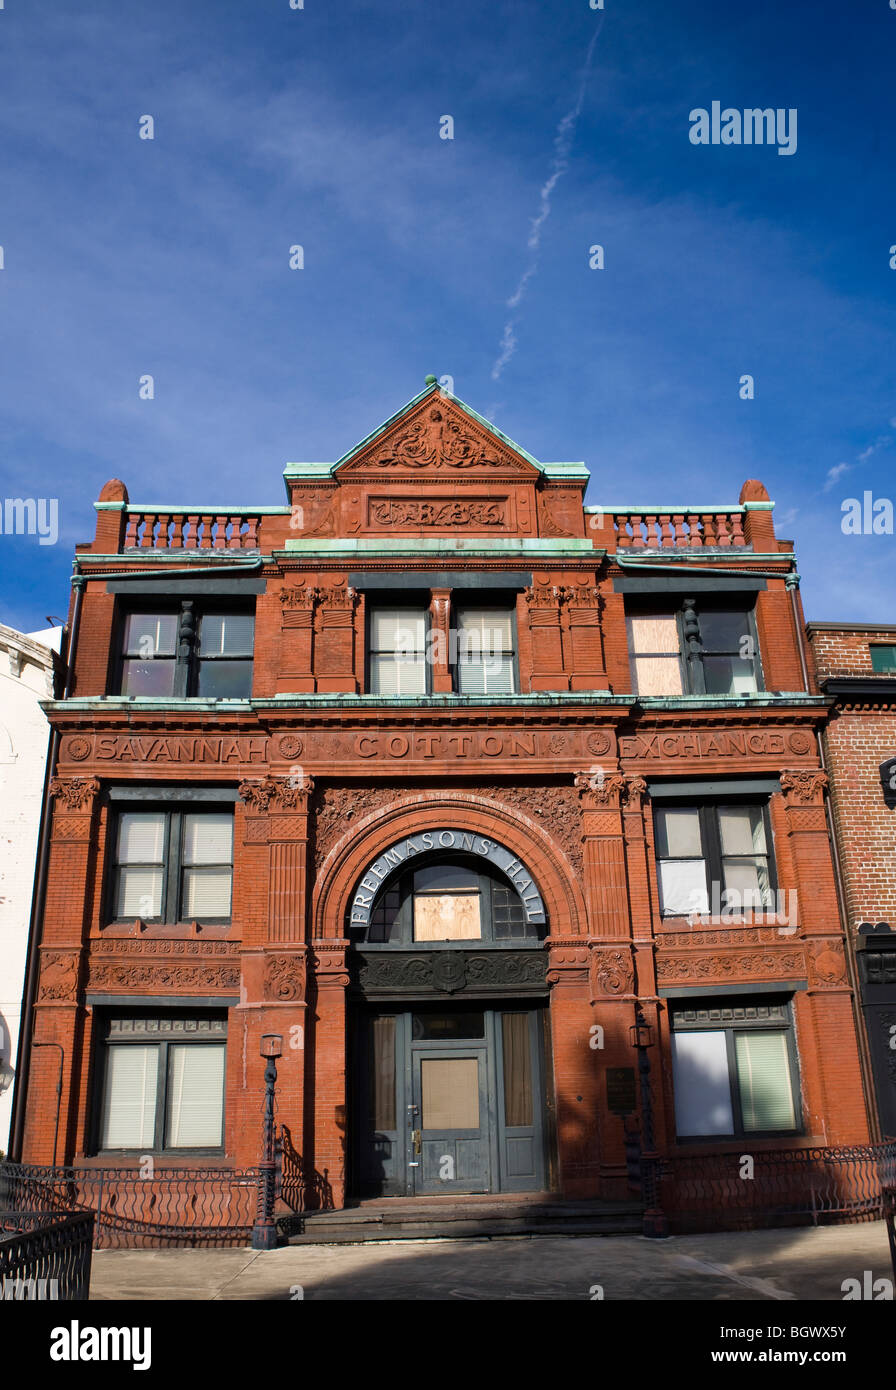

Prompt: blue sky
[{"left": 0, "top": 0, "right": 894, "bottom": 631}]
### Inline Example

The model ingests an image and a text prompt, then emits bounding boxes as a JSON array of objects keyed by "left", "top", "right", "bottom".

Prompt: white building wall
[{"left": 0, "top": 624, "right": 61, "bottom": 1153}]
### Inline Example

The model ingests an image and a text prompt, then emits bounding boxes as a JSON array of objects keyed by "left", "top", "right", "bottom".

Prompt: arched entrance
[{"left": 346, "top": 830, "right": 551, "bottom": 1197}]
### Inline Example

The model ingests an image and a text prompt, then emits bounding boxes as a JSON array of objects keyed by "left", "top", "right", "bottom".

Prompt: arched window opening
[{"left": 351, "top": 852, "right": 545, "bottom": 946}]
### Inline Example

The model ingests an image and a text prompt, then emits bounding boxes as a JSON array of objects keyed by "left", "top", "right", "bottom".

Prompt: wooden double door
[{"left": 353, "top": 1003, "right": 547, "bottom": 1197}]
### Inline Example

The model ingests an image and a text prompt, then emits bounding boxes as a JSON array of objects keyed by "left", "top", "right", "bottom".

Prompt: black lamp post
[
  {"left": 251, "top": 1034, "right": 283, "bottom": 1250},
  {"left": 630, "top": 1003, "right": 668, "bottom": 1239}
]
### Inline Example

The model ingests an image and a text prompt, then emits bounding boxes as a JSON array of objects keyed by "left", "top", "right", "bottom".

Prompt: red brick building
[
  {"left": 807, "top": 622, "right": 896, "bottom": 1138},
  {"left": 12, "top": 381, "right": 874, "bottom": 1215}
]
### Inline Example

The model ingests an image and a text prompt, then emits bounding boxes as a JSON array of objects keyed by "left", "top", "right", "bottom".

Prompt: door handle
[{"left": 412, "top": 1128, "right": 422, "bottom": 1154}]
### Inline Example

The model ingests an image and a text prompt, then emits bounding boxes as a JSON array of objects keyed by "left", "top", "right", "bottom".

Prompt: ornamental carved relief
[
  {"left": 525, "top": 582, "right": 562, "bottom": 610},
  {"left": 265, "top": 952, "right": 307, "bottom": 1002},
  {"left": 369, "top": 499, "right": 505, "bottom": 528},
  {"left": 239, "top": 775, "right": 314, "bottom": 813},
  {"left": 622, "top": 775, "right": 648, "bottom": 809},
  {"left": 807, "top": 940, "right": 848, "bottom": 988},
  {"left": 354, "top": 949, "right": 547, "bottom": 997},
  {"left": 87, "top": 960, "right": 240, "bottom": 992},
  {"left": 656, "top": 951, "right": 805, "bottom": 982},
  {"left": 313, "top": 787, "right": 401, "bottom": 868},
  {"left": 316, "top": 585, "right": 357, "bottom": 611},
  {"left": 91, "top": 939, "right": 236, "bottom": 957},
  {"left": 49, "top": 777, "right": 100, "bottom": 811},
  {"left": 312, "top": 784, "right": 583, "bottom": 878},
  {"left": 279, "top": 585, "right": 318, "bottom": 609},
  {"left": 590, "top": 948, "right": 635, "bottom": 1000},
  {"left": 586, "top": 731, "right": 613, "bottom": 758},
  {"left": 660, "top": 926, "right": 789, "bottom": 948},
  {"left": 780, "top": 770, "right": 829, "bottom": 805},
  {"left": 367, "top": 407, "right": 517, "bottom": 470},
  {"left": 562, "top": 583, "right": 602, "bottom": 609},
  {"left": 37, "top": 950, "right": 80, "bottom": 1001},
  {"left": 546, "top": 945, "right": 590, "bottom": 983},
  {"left": 66, "top": 736, "right": 92, "bottom": 762},
  {"left": 574, "top": 772, "right": 625, "bottom": 807}
]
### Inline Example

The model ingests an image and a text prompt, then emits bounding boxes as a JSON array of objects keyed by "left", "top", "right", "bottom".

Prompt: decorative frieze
[{"left": 656, "top": 950, "right": 805, "bottom": 983}]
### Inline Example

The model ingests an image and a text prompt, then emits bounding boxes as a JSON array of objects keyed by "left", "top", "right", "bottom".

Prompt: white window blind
[
  {"left": 100, "top": 1046, "right": 158, "bottom": 1149},
  {"left": 117, "top": 812, "right": 166, "bottom": 863},
  {"left": 457, "top": 609, "right": 515, "bottom": 695},
  {"left": 123, "top": 613, "right": 177, "bottom": 657},
  {"left": 181, "top": 813, "right": 233, "bottom": 918},
  {"left": 735, "top": 1032, "right": 796, "bottom": 1131},
  {"left": 670, "top": 1031, "right": 734, "bottom": 1136},
  {"left": 165, "top": 1044, "right": 226, "bottom": 1147},
  {"left": 655, "top": 807, "right": 707, "bottom": 914},
  {"left": 369, "top": 609, "right": 427, "bottom": 696}
]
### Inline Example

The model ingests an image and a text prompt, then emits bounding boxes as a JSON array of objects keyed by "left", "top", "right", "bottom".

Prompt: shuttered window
[
  {"left": 110, "top": 807, "right": 233, "bottom": 924},
  {"left": 456, "top": 608, "right": 516, "bottom": 695},
  {"left": 369, "top": 609, "right": 428, "bottom": 695}
]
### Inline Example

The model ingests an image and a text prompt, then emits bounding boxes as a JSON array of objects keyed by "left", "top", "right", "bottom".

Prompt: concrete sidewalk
[{"left": 89, "top": 1221, "right": 895, "bottom": 1301}]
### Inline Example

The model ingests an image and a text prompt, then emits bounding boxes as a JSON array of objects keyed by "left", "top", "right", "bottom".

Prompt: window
[
  {"left": 670, "top": 999, "right": 800, "bottom": 1138},
  {"left": 110, "top": 807, "right": 233, "bottom": 924},
  {"left": 357, "top": 857, "right": 537, "bottom": 944},
  {"left": 654, "top": 803, "right": 773, "bottom": 917},
  {"left": 368, "top": 608, "right": 428, "bottom": 696},
  {"left": 456, "top": 607, "right": 516, "bottom": 695},
  {"left": 870, "top": 644, "right": 896, "bottom": 674},
  {"left": 96, "top": 1013, "right": 227, "bottom": 1152},
  {"left": 627, "top": 601, "right": 761, "bottom": 696},
  {"left": 118, "top": 603, "right": 255, "bottom": 698}
]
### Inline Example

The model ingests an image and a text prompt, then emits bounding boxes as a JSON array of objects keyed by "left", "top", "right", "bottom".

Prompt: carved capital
[
  {"left": 311, "top": 942, "right": 351, "bottom": 988},
  {"left": 279, "top": 584, "right": 318, "bottom": 609},
  {"left": 575, "top": 772, "right": 625, "bottom": 807},
  {"left": 562, "top": 583, "right": 602, "bottom": 610},
  {"left": 622, "top": 775, "right": 648, "bottom": 810},
  {"left": 525, "top": 582, "right": 562, "bottom": 610},
  {"left": 240, "top": 775, "right": 314, "bottom": 812},
  {"left": 49, "top": 777, "right": 100, "bottom": 812},
  {"left": 780, "top": 769, "right": 828, "bottom": 806}
]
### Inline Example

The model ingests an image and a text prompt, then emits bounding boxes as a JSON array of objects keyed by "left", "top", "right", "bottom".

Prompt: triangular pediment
[{"left": 334, "top": 386, "right": 541, "bottom": 478}]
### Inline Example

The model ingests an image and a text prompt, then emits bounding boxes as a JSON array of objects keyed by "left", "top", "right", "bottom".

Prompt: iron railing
[
  {"left": 0, "top": 1163, "right": 263, "bottom": 1249},
  {"left": 0, "top": 1210, "right": 94, "bottom": 1299},
  {"left": 659, "top": 1141, "right": 896, "bottom": 1234}
]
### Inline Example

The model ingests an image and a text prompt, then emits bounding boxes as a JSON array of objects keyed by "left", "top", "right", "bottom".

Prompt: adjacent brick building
[
  {"left": 14, "top": 381, "right": 874, "bottom": 1215},
  {"left": 807, "top": 621, "right": 896, "bottom": 1137}
]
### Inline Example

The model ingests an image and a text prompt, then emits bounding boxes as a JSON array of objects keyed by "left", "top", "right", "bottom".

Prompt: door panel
[
  {"left": 354, "top": 1005, "right": 547, "bottom": 1197},
  {"left": 412, "top": 1046, "right": 490, "bottom": 1194}
]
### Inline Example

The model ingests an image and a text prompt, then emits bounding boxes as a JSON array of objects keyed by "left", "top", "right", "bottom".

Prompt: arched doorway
[{"left": 345, "top": 830, "right": 552, "bottom": 1197}]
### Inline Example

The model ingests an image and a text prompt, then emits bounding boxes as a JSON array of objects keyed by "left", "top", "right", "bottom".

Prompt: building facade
[
  {"left": 17, "top": 382, "right": 873, "bottom": 1211},
  {"left": 0, "top": 623, "right": 62, "bottom": 1153},
  {"left": 807, "top": 621, "right": 896, "bottom": 1138}
]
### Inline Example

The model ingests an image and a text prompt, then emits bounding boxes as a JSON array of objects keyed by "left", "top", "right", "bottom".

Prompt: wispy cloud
[
  {"left": 491, "top": 20, "right": 605, "bottom": 380},
  {"left": 823, "top": 462, "right": 851, "bottom": 492}
]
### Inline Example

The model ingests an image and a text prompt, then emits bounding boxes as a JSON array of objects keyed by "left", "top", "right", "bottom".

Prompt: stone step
[{"left": 283, "top": 1200, "right": 643, "bottom": 1244}]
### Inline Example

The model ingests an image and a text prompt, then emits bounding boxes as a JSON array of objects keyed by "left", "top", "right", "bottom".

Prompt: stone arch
[{"left": 312, "top": 790, "right": 587, "bottom": 941}]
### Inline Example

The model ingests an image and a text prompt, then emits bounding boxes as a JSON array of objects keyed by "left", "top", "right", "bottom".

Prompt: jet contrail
[{"left": 491, "top": 21, "right": 604, "bottom": 380}]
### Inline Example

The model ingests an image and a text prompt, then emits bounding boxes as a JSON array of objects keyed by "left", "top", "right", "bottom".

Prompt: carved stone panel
[{"left": 351, "top": 949, "right": 548, "bottom": 999}]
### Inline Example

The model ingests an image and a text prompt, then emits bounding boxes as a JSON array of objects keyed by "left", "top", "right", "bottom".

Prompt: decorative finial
[{"left": 424, "top": 374, "right": 437, "bottom": 386}]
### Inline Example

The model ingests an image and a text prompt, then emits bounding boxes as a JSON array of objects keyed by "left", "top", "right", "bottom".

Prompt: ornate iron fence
[
  {"left": 1, "top": 1210, "right": 94, "bottom": 1299},
  {"left": 0, "top": 1163, "right": 263, "bottom": 1249},
  {"left": 659, "top": 1141, "right": 896, "bottom": 1234}
]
